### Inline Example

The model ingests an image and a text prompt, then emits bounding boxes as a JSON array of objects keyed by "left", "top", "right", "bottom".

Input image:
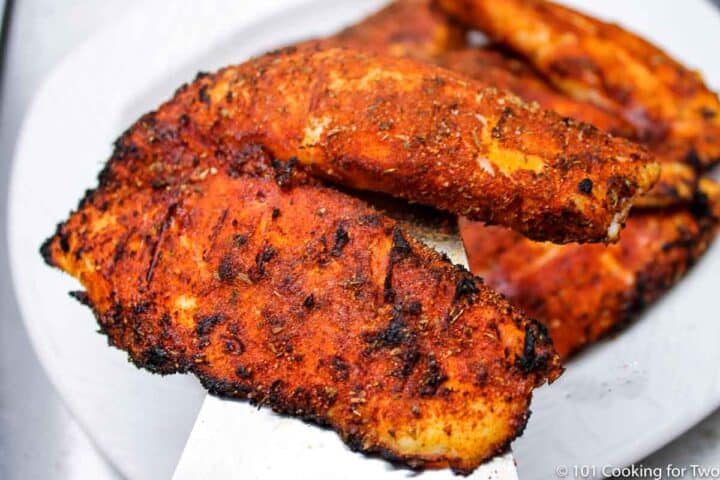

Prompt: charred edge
[
  {"left": 173, "top": 82, "right": 189, "bottom": 97},
  {"left": 194, "top": 371, "right": 335, "bottom": 426},
  {"left": 384, "top": 227, "right": 412, "bottom": 303},
  {"left": 97, "top": 156, "right": 118, "bottom": 187},
  {"left": 140, "top": 346, "right": 178, "bottom": 374},
  {"left": 94, "top": 310, "right": 192, "bottom": 375},
  {"left": 344, "top": 433, "right": 431, "bottom": 473},
  {"left": 69, "top": 291, "right": 92, "bottom": 307},
  {"left": 515, "top": 322, "right": 552, "bottom": 374},
  {"left": 446, "top": 405, "right": 534, "bottom": 475},
  {"left": 188, "top": 365, "right": 511, "bottom": 475},
  {"left": 447, "top": 390, "right": 535, "bottom": 475},
  {"left": 197, "top": 375, "right": 254, "bottom": 399},
  {"left": 40, "top": 221, "right": 69, "bottom": 267},
  {"left": 39, "top": 236, "right": 56, "bottom": 266},
  {"left": 265, "top": 45, "right": 298, "bottom": 58},
  {"left": 346, "top": 416, "right": 520, "bottom": 477},
  {"left": 198, "top": 85, "right": 211, "bottom": 104}
]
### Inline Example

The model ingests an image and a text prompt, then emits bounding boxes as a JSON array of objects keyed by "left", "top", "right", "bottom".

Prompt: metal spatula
[{"left": 172, "top": 198, "right": 519, "bottom": 480}]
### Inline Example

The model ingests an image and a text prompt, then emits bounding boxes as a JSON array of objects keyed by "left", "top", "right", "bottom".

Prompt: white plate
[{"left": 7, "top": 1, "right": 720, "bottom": 479}]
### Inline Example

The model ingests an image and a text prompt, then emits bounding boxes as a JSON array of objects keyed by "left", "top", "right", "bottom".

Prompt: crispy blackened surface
[
  {"left": 460, "top": 179, "right": 720, "bottom": 358},
  {"left": 438, "top": 0, "right": 720, "bottom": 170},
  {"left": 435, "top": 46, "right": 699, "bottom": 208},
  {"left": 298, "top": 0, "right": 466, "bottom": 62},
  {"left": 98, "top": 47, "right": 657, "bottom": 243},
  {"left": 43, "top": 149, "right": 560, "bottom": 472}
]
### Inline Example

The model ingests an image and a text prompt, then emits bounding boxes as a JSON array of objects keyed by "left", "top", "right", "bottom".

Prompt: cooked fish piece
[
  {"left": 459, "top": 178, "right": 720, "bottom": 358},
  {"left": 320, "top": 0, "right": 689, "bottom": 209},
  {"left": 436, "top": 46, "right": 698, "bottom": 208},
  {"left": 437, "top": 0, "right": 720, "bottom": 169},
  {"left": 302, "top": 0, "right": 466, "bottom": 62},
  {"left": 436, "top": 46, "right": 633, "bottom": 136},
  {"left": 41, "top": 146, "right": 561, "bottom": 474},
  {"left": 100, "top": 47, "right": 658, "bottom": 243}
]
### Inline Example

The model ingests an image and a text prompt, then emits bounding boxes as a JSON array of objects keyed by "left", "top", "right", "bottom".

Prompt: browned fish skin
[
  {"left": 42, "top": 147, "right": 561, "bottom": 473},
  {"left": 460, "top": 179, "right": 720, "bottom": 358},
  {"left": 99, "top": 47, "right": 658, "bottom": 244},
  {"left": 437, "top": 0, "right": 720, "bottom": 169},
  {"left": 307, "top": 0, "right": 466, "bottom": 61},
  {"left": 436, "top": 46, "right": 699, "bottom": 208}
]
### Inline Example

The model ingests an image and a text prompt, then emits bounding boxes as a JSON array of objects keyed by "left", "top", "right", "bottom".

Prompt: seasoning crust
[
  {"left": 96, "top": 46, "right": 658, "bottom": 243},
  {"left": 461, "top": 179, "right": 720, "bottom": 358},
  {"left": 438, "top": 0, "right": 720, "bottom": 169},
  {"left": 42, "top": 149, "right": 561, "bottom": 473},
  {"left": 436, "top": 46, "right": 699, "bottom": 208}
]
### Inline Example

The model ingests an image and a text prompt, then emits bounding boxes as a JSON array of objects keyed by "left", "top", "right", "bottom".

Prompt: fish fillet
[
  {"left": 42, "top": 146, "right": 561, "bottom": 473},
  {"left": 98, "top": 47, "right": 658, "bottom": 243}
]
